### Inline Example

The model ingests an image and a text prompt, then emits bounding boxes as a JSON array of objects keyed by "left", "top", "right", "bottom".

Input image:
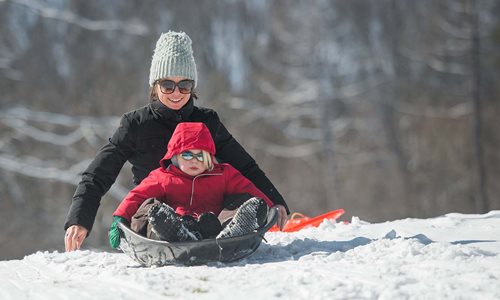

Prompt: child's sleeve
[
  {"left": 112, "top": 171, "right": 164, "bottom": 221},
  {"left": 224, "top": 165, "right": 274, "bottom": 207}
]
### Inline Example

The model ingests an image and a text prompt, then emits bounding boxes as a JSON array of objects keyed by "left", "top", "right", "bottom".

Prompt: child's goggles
[{"left": 180, "top": 151, "right": 204, "bottom": 162}]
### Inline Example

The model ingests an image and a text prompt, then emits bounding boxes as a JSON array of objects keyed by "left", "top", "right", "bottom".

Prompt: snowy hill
[{"left": 1, "top": 211, "right": 499, "bottom": 299}]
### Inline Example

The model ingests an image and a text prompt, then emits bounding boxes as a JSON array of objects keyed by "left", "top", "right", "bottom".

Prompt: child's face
[{"left": 177, "top": 149, "right": 207, "bottom": 176}]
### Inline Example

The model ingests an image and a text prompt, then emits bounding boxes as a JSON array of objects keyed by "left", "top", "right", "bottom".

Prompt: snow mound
[{"left": 1, "top": 211, "right": 499, "bottom": 299}]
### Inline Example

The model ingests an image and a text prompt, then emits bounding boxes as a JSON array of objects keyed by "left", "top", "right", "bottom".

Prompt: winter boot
[
  {"left": 198, "top": 212, "right": 222, "bottom": 239},
  {"left": 216, "top": 197, "right": 268, "bottom": 239},
  {"left": 148, "top": 203, "right": 199, "bottom": 242},
  {"left": 180, "top": 215, "right": 203, "bottom": 240}
]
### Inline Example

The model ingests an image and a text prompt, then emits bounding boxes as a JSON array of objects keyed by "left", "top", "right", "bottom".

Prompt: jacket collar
[
  {"left": 149, "top": 97, "right": 195, "bottom": 122},
  {"left": 165, "top": 164, "right": 223, "bottom": 178}
]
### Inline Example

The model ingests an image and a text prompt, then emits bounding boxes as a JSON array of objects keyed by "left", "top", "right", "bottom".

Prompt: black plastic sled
[{"left": 117, "top": 207, "right": 278, "bottom": 266}]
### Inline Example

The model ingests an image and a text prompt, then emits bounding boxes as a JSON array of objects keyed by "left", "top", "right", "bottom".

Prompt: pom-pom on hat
[{"left": 149, "top": 31, "right": 197, "bottom": 87}]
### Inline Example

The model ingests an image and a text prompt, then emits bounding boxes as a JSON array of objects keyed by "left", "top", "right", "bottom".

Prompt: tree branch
[{"left": 6, "top": 0, "right": 149, "bottom": 35}]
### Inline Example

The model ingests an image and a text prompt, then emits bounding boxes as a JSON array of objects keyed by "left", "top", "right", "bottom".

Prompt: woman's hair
[
  {"left": 171, "top": 150, "right": 214, "bottom": 172},
  {"left": 149, "top": 82, "right": 198, "bottom": 102}
]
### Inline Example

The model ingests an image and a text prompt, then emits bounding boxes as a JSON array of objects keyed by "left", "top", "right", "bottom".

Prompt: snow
[{"left": 1, "top": 211, "right": 500, "bottom": 299}]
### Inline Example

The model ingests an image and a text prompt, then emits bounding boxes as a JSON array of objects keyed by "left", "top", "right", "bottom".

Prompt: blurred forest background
[{"left": 1, "top": 0, "right": 499, "bottom": 259}]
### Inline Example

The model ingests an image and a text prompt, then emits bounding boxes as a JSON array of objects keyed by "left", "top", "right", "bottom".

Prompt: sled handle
[{"left": 289, "top": 212, "right": 307, "bottom": 220}]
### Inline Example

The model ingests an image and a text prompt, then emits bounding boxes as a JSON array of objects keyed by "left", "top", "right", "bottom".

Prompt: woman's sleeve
[
  {"left": 212, "top": 113, "right": 290, "bottom": 213},
  {"left": 64, "top": 114, "right": 136, "bottom": 234},
  {"left": 224, "top": 165, "right": 274, "bottom": 208},
  {"left": 113, "top": 171, "right": 164, "bottom": 221}
]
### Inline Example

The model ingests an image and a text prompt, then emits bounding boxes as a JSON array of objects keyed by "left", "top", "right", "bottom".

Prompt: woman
[{"left": 65, "top": 31, "right": 289, "bottom": 251}]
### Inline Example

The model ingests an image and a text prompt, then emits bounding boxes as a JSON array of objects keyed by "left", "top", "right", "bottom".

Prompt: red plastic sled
[{"left": 269, "top": 208, "right": 345, "bottom": 232}]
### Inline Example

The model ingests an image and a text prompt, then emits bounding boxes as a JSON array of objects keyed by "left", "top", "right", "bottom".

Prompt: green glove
[{"left": 109, "top": 216, "right": 127, "bottom": 249}]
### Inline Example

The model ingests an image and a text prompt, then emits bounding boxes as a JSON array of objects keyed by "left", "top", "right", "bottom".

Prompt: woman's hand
[
  {"left": 64, "top": 225, "right": 88, "bottom": 252},
  {"left": 273, "top": 205, "right": 288, "bottom": 231}
]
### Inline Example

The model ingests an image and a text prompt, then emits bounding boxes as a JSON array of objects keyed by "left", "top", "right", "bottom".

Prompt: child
[{"left": 109, "top": 122, "right": 276, "bottom": 248}]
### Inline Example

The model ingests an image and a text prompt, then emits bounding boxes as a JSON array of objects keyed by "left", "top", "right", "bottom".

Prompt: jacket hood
[{"left": 160, "top": 122, "right": 215, "bottom": 168}]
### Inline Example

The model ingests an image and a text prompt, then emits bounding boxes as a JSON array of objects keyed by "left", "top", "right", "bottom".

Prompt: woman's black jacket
[{"left": 64, "top": 99, "right": 288, "bottom": 234}]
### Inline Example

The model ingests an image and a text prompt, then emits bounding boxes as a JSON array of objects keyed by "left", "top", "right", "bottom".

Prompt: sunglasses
[
  {"left": 180, "top": 151, "right": 204, "bottom": 162},
  {"left": 157, "top": 79, "right": 195, "bottom": 94}
]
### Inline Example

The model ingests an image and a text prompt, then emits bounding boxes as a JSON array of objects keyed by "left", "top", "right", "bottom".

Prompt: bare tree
[{"left": 467, "top": 0, "right": 489, "bottom": 213}]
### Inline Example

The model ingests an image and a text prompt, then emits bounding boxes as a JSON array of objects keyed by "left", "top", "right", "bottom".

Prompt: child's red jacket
[{"left": 113, "top": 122, "right": 274, "bottom": 221}]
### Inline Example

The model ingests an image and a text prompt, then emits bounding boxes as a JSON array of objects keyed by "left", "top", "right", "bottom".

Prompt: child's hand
[{"left": 109, "top": 216, "right": 128, "bottom": 249}]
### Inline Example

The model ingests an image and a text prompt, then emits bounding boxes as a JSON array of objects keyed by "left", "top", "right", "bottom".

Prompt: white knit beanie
[{"left": 149, "top": 31, "right": 197, "bottom": 87}]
